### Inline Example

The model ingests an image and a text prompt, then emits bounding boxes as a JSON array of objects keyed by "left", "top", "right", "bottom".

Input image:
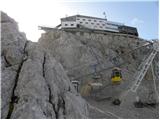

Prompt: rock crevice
[
  {"left": 6, "top": 41, "right": 29, "bottom": 119},
  {"left": 1, "top": 11, "right": 88, "bottom": 119}
]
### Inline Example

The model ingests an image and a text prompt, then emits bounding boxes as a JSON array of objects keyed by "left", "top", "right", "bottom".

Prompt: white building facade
[{"left": 61, "top": 15, "right": 124, "bottom": 32}]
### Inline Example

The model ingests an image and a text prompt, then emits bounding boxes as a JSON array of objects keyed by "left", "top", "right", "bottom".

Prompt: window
[
  {"left": 80, "top": 22, "right": 83, "bottom": 24},
  {"left": 71, "top": 24, "right": 74, "bottom": 26},
  {"left": 77, "top": 18, "right": 80, "bottom": 20},
  {"left": 94, "top": 20, "right": 97, "bottom": 22},
  {"left": 91, "top": 23, "right": 94, "bottom": 25},
  {"left": 97, "top": 23, "right": 99, "bottom": 25},
  {"left": 65, "top": 24, "right": 68, "bottom": 26},
  {"left": 102, "top": 24, "right": 105, "bottom": 26},
  {"left": 100, "top": 26, "right": 103, "bottom": 28},
  {"left": 85, "top": 22, "right": 88, "bottom": 24},
  {"left": 88, "top": 19, "right": 91, "bottom": 21},
  {"left": 99, "top": 21, "right": 102, "bottom": 22},
  {"left": 83, "top": 19, "right": 85, "bottom": 21}
]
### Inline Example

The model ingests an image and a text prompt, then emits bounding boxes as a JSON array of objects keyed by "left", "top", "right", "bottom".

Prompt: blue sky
[
  {"left": 1, "top": 0, "right": 158, "bottom": 41},
  {"left": 63, "top": 1, "right": 158, "bottom": 40}
]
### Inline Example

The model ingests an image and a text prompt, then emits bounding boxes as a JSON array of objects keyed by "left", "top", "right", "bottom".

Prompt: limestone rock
[
  {"left": 1, "top": 68, "right": 17, "bottom": 118},
  {"left": 39, "top": 29, "right": 159, "bottom": 104},
  {"left": 1, "top": 10, "right": 158, "bottom": 119},
  {"left": 1, "top": 11, "right": 27, "bottom": 118},
  {"left": 1, "top": 11, "right": 88, "bottom": 119}
]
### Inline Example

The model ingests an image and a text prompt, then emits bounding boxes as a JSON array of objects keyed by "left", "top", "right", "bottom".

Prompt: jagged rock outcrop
[
  {"left": 39, "top": 29, "right": 159, "bottom": 104},
  {"left": 1, "top": 11, "right": 158, "bottom": 119},
  {"left": 1, "top": 12, "right": 88, "bottom": 119},
  {"left": 1, "top": 11, "right": 27, "bottom": 118},
  {"left": 39, "top": 29, "right": 159, "bottom": 118}
]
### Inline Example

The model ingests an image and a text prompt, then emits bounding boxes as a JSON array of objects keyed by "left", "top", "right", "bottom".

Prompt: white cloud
[{"left": 130, "top": 18, "right": 144, "bottom": 27}]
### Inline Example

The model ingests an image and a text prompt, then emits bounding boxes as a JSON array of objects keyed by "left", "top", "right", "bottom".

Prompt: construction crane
[{"left": 113, "top": 40, "right": 158, "bottom": 106}]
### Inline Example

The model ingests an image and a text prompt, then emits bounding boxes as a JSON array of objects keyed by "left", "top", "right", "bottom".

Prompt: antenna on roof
[
  {"left": 65, "top": 14, "right": 68, "bottom": 18},
  {"left": 103, "top": 12, "right": 107, "bottom": 20}
]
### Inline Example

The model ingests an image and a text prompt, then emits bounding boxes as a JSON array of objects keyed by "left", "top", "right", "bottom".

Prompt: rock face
[
  {"left": 39, "top": 29, "right": 159, "bottom": 104},
  {"left": 1, "top": 12, "right": 88, "bottom": 119},
  {"left": 39, "top": 29, "right": 159, "bottom": 119},
  {"left": 1, "top": 11, "right": 158, "bottom": 119}
]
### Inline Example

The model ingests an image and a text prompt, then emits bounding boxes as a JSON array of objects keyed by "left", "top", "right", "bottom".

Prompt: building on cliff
[
  {"left": 39, "top": 14, "right": 139, "bottom": 36},
  {"left": 60, "top": 15, "right": 139, "bottom": 36},
  {"left": 61, "top": 15, "right": 123, "bottom": 32}
]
